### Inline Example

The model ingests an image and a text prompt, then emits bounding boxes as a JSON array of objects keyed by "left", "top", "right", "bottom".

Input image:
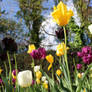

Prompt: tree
[{"left": 17, "top": 0, "right": 44, "bottom": 48}]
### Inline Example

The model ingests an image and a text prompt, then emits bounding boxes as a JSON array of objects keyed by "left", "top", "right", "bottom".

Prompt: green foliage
[
  {"left": 0, "top": 18, "right": 18, "bottom": 33},
  {"left": 17, "top": 0, "right": 44, "bottom": 48},
  {"left": 66, "top": 18, "right": 83, "bottom": 49}
]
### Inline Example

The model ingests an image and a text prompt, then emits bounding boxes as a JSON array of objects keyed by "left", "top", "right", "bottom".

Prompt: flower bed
[{"left": 0, "top": 1, "right": 92, "bottom": 92}]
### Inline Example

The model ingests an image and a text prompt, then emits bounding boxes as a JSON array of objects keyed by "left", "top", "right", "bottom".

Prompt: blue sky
[
  {"left": 0, "top": 0, "right": 55, "bottom": 20},
  {"left": 0, "top": 0, "right": 19, "bottom": 20}
]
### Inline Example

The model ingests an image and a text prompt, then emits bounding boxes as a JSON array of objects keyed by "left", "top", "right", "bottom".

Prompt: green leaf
[
  {"left": 2, "top": 77, "right": 13, "bottom": 92},
  {"left": 76, "top": 64, "right": 92, "bottom": 92}
]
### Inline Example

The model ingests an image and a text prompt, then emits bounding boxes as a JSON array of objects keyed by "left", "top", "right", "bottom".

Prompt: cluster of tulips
[{"left": 0, "top": 1, "right": 92, "bottom": 92}]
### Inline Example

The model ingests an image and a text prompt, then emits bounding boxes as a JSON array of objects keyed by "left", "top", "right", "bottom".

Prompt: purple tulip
[
  {"left": 0, "top": 79, "right": 3, "bottom": 84},
  {"left": 82, "top": 46, "right": 91, "bottom": 54},
  {"left": 12, "top": 78, "right": 16, "bottom": 84},
  {"left": 38, "top": 48, "right": 46, "bottom": 59},
  {"left": 77, "top": 46, "right": 92, "bottom": 64},
  {"left": 30, "top": 48, "right": 46, "bottom": 60},
  {"left": 77, "top": 52, "right": 83, "bottom": 57},
  {"left": 32, "top": 80, "right": 35, "bottom": 85},
  {"left": 82, "top": 55, "right": 92, "bottom": 64},
  {"left": 30, "top": 50, "right": 39, "bottom": 59},
  {"left": 76, "top": 64, "right": 82, "bottom": 70},
  {"left": 12, "top": 70, "right": 16, "bottom": 76}
]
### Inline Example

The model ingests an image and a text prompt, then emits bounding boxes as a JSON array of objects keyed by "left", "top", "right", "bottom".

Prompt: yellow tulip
[
  {"left": 46, "top": 55, "right": 54, "bottom": 71},
  {"left": 77, "top": 73, "right": 82, "bottom": 78},
  {"left": 48, "top": 63, "right": 52, "bottom": 71},
  {"left": 43, "top": 83, "right": 48, "bottom": 89},
  {"left": 46, "top": 54, "right": 54, "bottom": 63},
  {"left": 36, "top": 78, "right": 41, "bottom": 84},
  {"left": 12, "top": 73, "right": 16, "bottom": 79},
  {"left": 56, "top": 42, "right": 69, "bottom": 56},
  {"left": 56, "top": 69, "right": 62, "bottom": 76},
  {"left": 52, "top": 1, "right": 74, "bottom": 26},
  {"left": 83, "top": 88, "right": 86, "bottom": 92},
  {"left": 0, "top": 68, "right": 3, "bottom": 74},
  {"left": 27, "top": 44, "right": 35, "bottom": 54},
  {"left": 36, "top": 71, "right": 42, "bottom": 79}
]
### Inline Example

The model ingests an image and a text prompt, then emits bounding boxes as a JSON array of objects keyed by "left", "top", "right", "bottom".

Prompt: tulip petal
[
  {"left": 51, "top": 1, "right": 73, "bottom": 26},
  {"left": 48, "top": 63, "right": 52, "bottom": 71},
  {"left": 57, "top": 1, "right": 67, "bottom": 15}
]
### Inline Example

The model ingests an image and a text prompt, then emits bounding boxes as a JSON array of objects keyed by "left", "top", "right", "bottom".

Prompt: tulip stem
[
  {"left": 7, "top": 51, "right": 12, "bottom": 84},
  {"left": 14, "top": 53, "right": 18, "bottom": 88},
  {"left": 52, "top": 65, "right": 54, "bottom": 80},
  {"left": 63, "top": 26, "right": 72, "bottom": 92},
  {"left": 4, "top": 62, "right": 8, "bottom": 78}
]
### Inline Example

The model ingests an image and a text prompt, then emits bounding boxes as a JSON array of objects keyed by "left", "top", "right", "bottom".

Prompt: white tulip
[
  {"left": 34, "top": 65, "right": 40, "bottom": 72},
  {"left": 82, "top": 73, "right": 84, "bottom": 76},
  {"left": 88, "top": 24, "right": 92, "bottom": 34},
  {"left": 41, "top": 76, "right": 46, "bottom": 82},
  {"left": 17, "top": 70, "right": 32, "bottom": 87},
  {"left": 44, "top": 80, "right": 48, "bottom": 84}
]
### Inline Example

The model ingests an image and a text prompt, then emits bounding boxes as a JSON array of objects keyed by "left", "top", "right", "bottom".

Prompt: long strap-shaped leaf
[{"left": 76, "top": 64, "right": 92, "bottom": 92}]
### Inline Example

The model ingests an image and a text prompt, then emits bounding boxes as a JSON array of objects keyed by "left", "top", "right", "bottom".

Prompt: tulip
[
  {"left": 30, "top": 48, "right": 46, "bottom": 60},
  {"left": 52, "top": 1, "right": 73, "bottom": 26},
  {"left": 36, "top": 71, "right": 42, "bottom": 79},
  {"left": 36, "top": 78, "right": 40, "bottom": 84},
  {"left": 38, "top": 48, "right": 46, "bottom": 59},
  {"left": 46, "top": 54, "right": 54, "bottom": 71},
  {"left": 48, "top": 63, "right": 52, "bottom": 71},
  {"left": 12, "top": 70, "right": 16, "bottom": 76},
  {"left": 46, "top": 54, "right": 54, "bottom": 64},
  {"left": 44, "top": 80, "right": 48, "bottom": 84},
  {"left": 77, "top": 46, "right": 92, "bottom": 64},
  {"left": 12, "top": 78, "right": 16, "bottom": 84},
  {"left": 56, "top": 42, "right": 69, "bottom": 56},
  {"left": 55, "top": 28, "right": 68, "bottom": 39},
  {"left": 41, "top": 76, "right": 46, "bottom": 82},
  {"left": 32, "top": 80, "right": 35, "bottom": 85},
  {"left": 77, "top": 73, "right": 82, "bottom": 78},
  {"left": 34, "top": 65, "right": 40, "bottom": 72},
  {"left": 76, "top": 64, "right": 82, "bottom": 70},
  {"left": 88, "top": 24, "right": 92, "bottom": 34},
  {"left": 83, "top": 88, "right": 86, "bottom": 92},
  {"left": 27, "top": 44, "right": 35, "bottom": 54},
  {"left": 17, "top": 70, "right": 32, "bottom": 87},
  {"left": 0, "top": 68, "right": 3, "bottom": 74},
  {"left": 0, "top": 79, "right": 3, "bottom": 84},
  {"left": 2, "top": 37, "right": 17, "bottom": 53},
  {"left": 82, "top": 46, "right": 91, "bottom": 54},
  {"left": 56, "top": 69, "right": 62, "bottom": 76},
  {"left": 12, "top": 69, "right": 18, "bottom": 80},
  {"left": 43, "top": 83, "right": 48, "bottom": 89},
  {"left": 77, "top": 52, "right": 83, "bottom": 57}
]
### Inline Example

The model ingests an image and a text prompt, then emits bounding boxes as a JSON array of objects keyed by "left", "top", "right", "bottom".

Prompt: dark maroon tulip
[
  {"left": 2, "top": 37, "right": 17, "bottom": 52},
  {"left": 55, "top": 28, "right": 68, "bottom": 39}
]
